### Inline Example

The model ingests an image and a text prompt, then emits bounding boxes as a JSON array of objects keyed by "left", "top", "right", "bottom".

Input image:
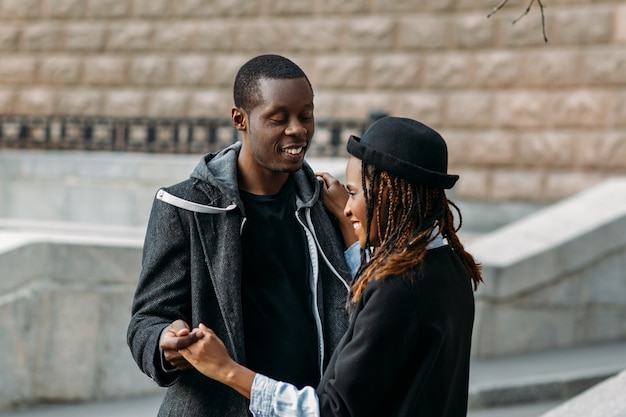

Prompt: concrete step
[
  {"left": 468, "top": 401, "right": 562, "bottom": 417},
  {"left": 3, "top": 341, "right": 625, "bottom": 416},
  {"left": 469, "top": 340, "right": 626, "bottom": 409}
]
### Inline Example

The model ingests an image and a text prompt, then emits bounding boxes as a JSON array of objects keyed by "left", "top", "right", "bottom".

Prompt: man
[{"left": 127, "top": 54, "right": 353, "bottom": 416}]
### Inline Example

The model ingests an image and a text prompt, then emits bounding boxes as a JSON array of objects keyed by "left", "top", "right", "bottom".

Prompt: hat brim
[{"left": 347, "top": 135, "right": 459, "bottom": 189}]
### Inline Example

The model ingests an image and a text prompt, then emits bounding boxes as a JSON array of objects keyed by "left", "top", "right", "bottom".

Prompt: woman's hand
[
  {"left": 317, "top": 172, "right": 358, "bottom": 249},
  {"left": 179, "top": 324, "right": 233, "bottom": 379},
  {"left": 180, "top": 324, "right": 256, "bottom": 399},
  {"left": 317, "top": 172, "right": 348, "bottom": 219}
]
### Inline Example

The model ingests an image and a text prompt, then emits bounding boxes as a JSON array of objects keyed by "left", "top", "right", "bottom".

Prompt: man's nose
[{"left": 285, "top": 119, "right": 308, "bottom": 137}]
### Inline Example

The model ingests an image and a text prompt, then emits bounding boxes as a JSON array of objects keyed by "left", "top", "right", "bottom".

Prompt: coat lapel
[{"left": 193, "top": 210, "right": 246, "bottom": 363}]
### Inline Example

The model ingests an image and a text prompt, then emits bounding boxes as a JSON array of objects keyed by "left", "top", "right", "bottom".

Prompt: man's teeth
[{"left": 283, "top": 147, "right": 303, "bottom": 155}]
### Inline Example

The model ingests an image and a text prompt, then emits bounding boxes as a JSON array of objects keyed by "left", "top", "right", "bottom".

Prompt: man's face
[{"left": 241, "top": 77, "right": 315, "bottom": 175}]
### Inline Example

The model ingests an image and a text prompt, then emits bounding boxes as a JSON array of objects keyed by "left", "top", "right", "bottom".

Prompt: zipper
[
  {"left": 304, "top": 208, "right": 351, "bottom": 292},
  {"left": 295, "top": 207, "right": 351, "bottom": 376},
  {"left": 296, "top": 208, "right": 325, "bottom": 376}
]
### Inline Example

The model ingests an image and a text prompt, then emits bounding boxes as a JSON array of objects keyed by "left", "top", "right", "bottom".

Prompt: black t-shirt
[{"left": 240, "top": 178, "right": 320, "bottom": 389}]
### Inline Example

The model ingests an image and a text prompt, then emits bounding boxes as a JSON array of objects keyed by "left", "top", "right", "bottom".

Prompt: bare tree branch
[
  {"left": 538, "top": 0, "right": 548, "bottom": 43},
  {"left": 487, "top": 0, "right": 511, "bottom": 19},
  {"left": 512, "top": 0, "right": 536, "bottom": 23},
  {"left": 487, "top": 0, "right": 549, "bottom": 43}
]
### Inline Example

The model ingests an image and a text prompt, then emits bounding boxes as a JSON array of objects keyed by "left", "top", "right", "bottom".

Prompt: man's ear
[{"left": 231, "top": 107, "right": 247, "bottom": 132}]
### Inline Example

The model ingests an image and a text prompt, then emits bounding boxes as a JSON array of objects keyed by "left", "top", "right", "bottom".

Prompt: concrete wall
[
  {"left": 0, "top": 221, "right": 156, "bottom": 409},
  {"left": 0, "top": 150, "right": 542, "bottom": 233},
  {"left": 0, "top": 0, "right": 625, "bottom": 202},
  {"left": 469, "top": 178, "right": 626, "bottom": 357},
  {"left": 0, "top": 150, "right": 200, "bottom": 227}
]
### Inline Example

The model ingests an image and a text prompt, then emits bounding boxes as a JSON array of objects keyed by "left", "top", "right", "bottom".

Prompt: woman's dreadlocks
[{"left": 350, "top": 162, "right": 482, "bottom": 304}]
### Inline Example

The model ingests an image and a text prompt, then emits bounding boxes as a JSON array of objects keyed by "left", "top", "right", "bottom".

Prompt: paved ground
[
  {"left": 2, "top": 395, "right": 562, "bottom": 417},
  {"left": 4, "top": 340, "right": 626, "bottom": 417},
  {"left": 2, "top": 395, "right": 561, "bottom": 417},
  {"left": 2, "top": 393, "right": 164, "bottom": 417}
]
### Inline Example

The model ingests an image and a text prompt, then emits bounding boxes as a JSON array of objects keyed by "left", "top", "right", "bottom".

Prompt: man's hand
[
  {"left": 180, "top": 323, "right": 256, "bottom": 399},
  {"left": 160, "top": 319, "right": 199, "bottom": 370}
]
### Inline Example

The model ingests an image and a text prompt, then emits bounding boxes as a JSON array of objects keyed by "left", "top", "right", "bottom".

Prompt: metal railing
[{"left": 0, "top": 113, "right": 386, "bottom": 156}]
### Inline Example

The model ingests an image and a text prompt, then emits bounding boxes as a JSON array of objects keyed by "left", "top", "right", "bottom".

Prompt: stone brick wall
[{"left": 0, "top": 0, "right": 625, "bottom": 202}]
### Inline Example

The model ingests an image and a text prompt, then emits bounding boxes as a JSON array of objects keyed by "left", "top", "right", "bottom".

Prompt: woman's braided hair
[{"left": 350, "top": 162, "right": 482, "bottom": 303}]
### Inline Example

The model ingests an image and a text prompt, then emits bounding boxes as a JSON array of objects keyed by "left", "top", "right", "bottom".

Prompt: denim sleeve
[
  {"left": 344, "top": 241, "right": 361, "bottom": 278},
  {"left": 249, "top": 374, "right": 320, "bottom": 417}
]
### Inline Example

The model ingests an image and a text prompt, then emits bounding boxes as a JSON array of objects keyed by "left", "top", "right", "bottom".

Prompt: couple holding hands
[{"left": 127, "top": 54, "right": 482, "bottom": 417}]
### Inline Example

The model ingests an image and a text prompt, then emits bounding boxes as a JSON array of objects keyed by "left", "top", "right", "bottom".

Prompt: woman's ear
[{"left": 231, "top": 107, "right": 247, "bottom": 132}]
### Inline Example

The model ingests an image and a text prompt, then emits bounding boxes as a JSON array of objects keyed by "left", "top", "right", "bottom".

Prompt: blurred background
[{"left": 1, "top": 0, "right": 625, "bottom": 416}]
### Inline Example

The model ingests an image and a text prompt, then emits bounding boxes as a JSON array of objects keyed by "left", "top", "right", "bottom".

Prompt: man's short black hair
[{"left": 233, "top": 54, "right": 312, "bottom": 114}]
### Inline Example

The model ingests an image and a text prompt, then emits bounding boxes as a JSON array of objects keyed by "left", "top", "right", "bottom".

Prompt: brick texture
[{"left": 0, "top": 0, "right": 624, "bottom": 202}]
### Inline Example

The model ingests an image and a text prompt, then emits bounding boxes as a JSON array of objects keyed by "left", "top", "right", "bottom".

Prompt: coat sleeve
[
  {"left": 249, "top": 374, "right": 320, "bottom": 417},
  {"left": 126, "top": 194, "right": 193, "bottom": 387}
]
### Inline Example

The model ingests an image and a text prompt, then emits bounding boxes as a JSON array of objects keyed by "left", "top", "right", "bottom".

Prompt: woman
[{"left": 180, "top": 116, "right": 483, "bottom": 417}]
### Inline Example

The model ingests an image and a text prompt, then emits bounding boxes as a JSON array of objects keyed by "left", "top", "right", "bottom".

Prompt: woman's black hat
[{"left": 347, "top": 116, "right": 459, "bottom": 189}]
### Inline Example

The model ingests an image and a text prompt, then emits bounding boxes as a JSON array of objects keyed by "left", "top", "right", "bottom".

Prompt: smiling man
[
  {"left": 235, "top": 76, "right": 315, "bottom": 193},
  {"left": 127, "top": 54, "right": 354, "bottom": 417}
]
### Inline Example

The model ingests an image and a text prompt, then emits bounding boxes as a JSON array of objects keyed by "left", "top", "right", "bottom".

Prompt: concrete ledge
[
  {"left": 469, "top": 340, "right": 626, "bottom": 409},
  {"left": 0, "top": 151, "right": 535, "bottom": 233},
  {"left": 0, "top": 222, "right": 157, "bottom": 410},
  {"left": 540, "top": 369, "right": 626, "bottom": 417},
  {"left": 471, "top": 178, "right": 626, "bottom": 299},
  {"left": 0, "top": 150, "right": 200, "bottom": 227},
  {"left": 470, "top": 370, "right": 613, "bottom": 410},
  {"left": 469, "top": 178, "right": 626, "bottom": 357},
  {"left": 0, "top": 151, "right": 348, "bottom": 228}
]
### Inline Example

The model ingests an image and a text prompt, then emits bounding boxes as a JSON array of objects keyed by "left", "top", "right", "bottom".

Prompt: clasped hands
[{"left": 160, "top": 320, "right": 235, "bottom": 381}]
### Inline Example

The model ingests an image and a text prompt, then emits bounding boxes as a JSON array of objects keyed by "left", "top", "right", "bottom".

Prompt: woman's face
[{"left": 344, "top": 156, "right": 379, "bottom": 248}]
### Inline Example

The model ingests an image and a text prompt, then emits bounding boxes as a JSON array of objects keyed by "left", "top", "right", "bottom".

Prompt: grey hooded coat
[{"left": 127, "top": 142, "right": 352, "bottom": 417}]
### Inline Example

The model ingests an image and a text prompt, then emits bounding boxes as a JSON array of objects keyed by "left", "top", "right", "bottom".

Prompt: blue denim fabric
[
  {"left": 249, "top": 374, "right": 320, "bottom": 417},
  {"left": 343, "top": 229, "right": 446, "bottom": 279},
  {"left": 344, "top": 241, "right": 361, "bottom": 278},
  {"left": 427, "top": 229, "right": 446, "bottom": 250}
]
